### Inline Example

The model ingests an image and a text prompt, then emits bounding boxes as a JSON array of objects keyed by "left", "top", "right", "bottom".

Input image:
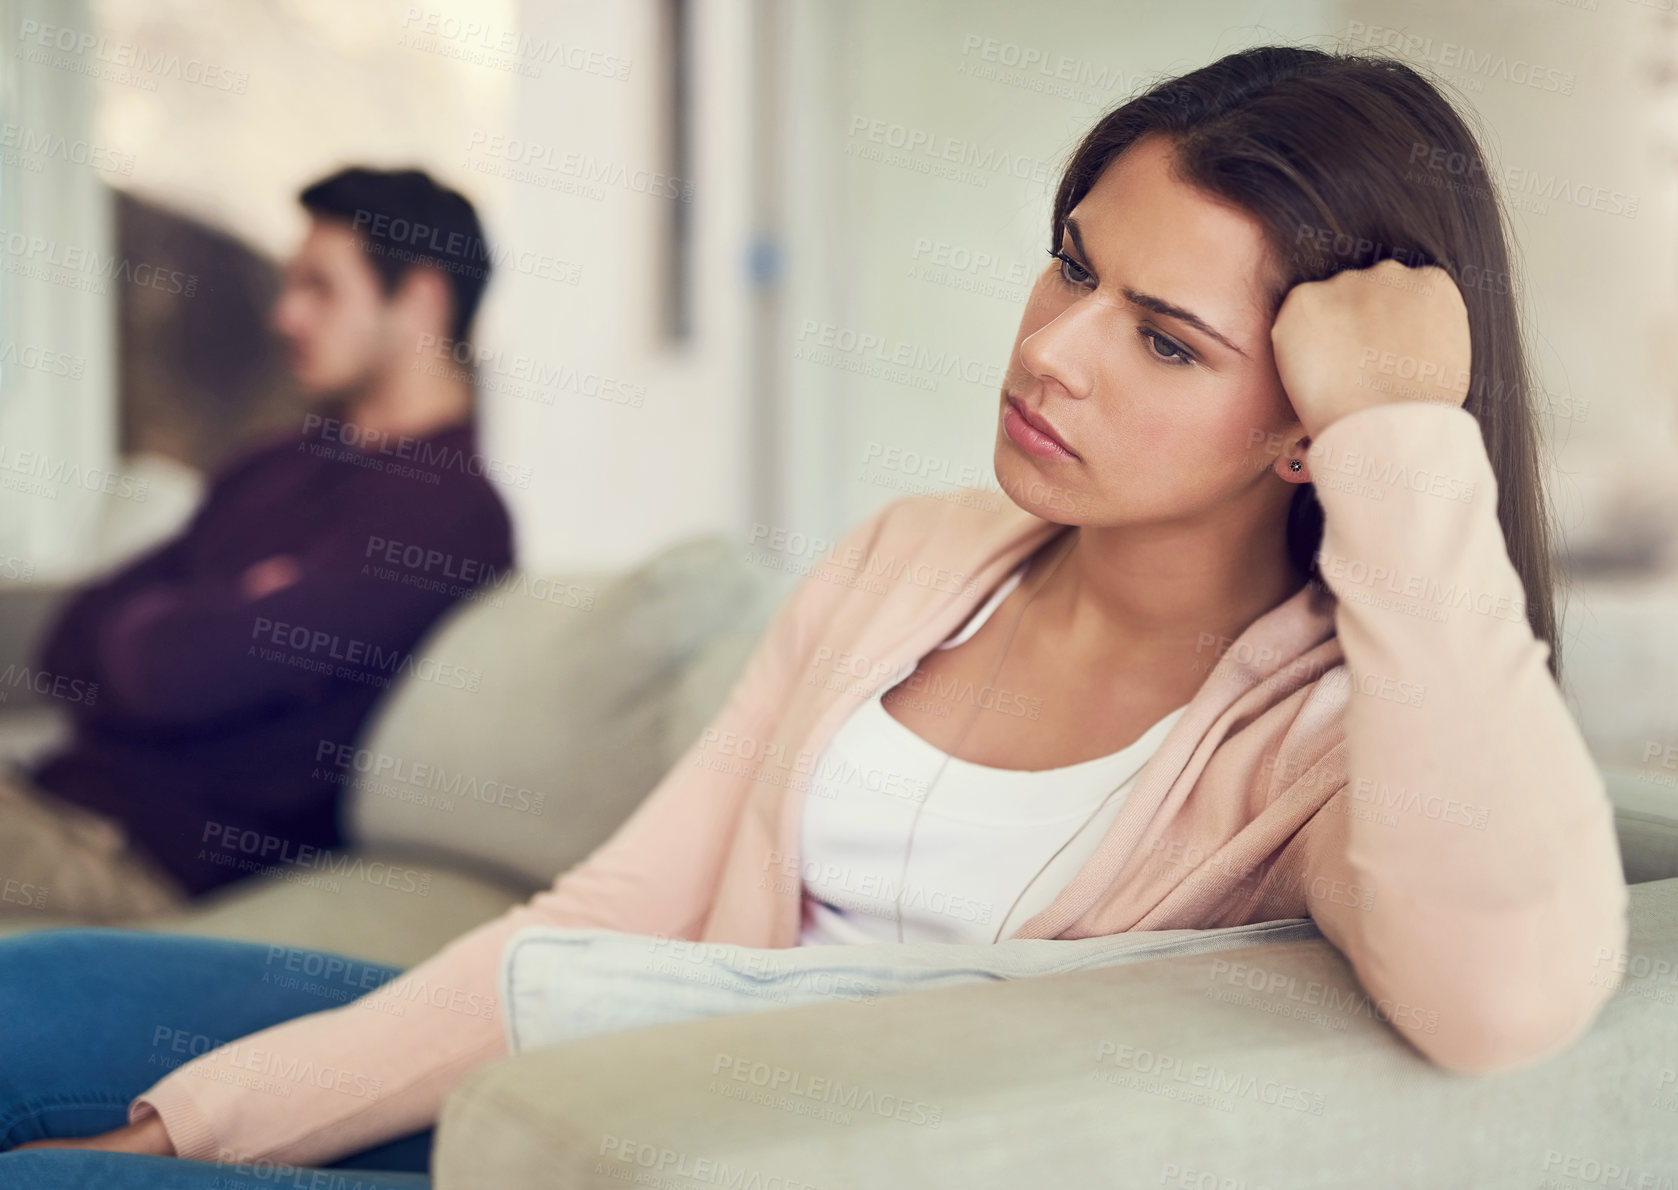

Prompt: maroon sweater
[{"left": 29, "top": 415, "right": 515, "bottom": 894}]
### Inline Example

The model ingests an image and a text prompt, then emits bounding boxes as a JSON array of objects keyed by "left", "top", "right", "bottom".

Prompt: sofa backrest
[{"left": 342, "top": 535, "right": 788, "bottom": 891}]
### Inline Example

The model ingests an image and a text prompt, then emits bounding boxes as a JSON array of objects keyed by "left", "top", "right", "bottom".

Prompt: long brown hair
[{"left": 1051, "top": 46, "right": 1564, "bottom": 681}]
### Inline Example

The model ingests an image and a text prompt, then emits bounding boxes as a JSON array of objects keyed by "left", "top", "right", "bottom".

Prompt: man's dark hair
[{"left": 299, "top": 166, "right": 491, "bottom": 342}]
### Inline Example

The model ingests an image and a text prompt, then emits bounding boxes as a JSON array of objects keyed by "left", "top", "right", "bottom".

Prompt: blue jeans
[{"left": 0, "top": 929, "right": 432, "bottom": 1189}]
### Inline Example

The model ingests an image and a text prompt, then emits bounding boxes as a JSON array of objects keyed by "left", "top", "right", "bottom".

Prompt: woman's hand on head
[
  {"left": 10, "top": 1114, "right": 176, "bottom": 1156},
  {"left": 1270, "top": 258, "right": 1472, "bottom": 439}
]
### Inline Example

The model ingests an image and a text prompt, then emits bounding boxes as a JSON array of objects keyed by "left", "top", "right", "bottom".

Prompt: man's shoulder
[
  {"left": 198, "top": 424, "right": 309, "bottom": 492},
  {"left": 330, "top": 421, "right": 512, "bottom": 518}
]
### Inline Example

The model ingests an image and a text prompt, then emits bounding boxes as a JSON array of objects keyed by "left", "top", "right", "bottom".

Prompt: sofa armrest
[
  {"left": 0, "top": 583, "right": 75, "bottom": 768},
  {"left": 434, "top": 879, "right": 1678, "bottom": 1190},
  {"left": 1604, "top": 767, "right": 1678, "bottom": 884},
  {"left": 0, "top": 582, "right": 71, "bottom": 706}
]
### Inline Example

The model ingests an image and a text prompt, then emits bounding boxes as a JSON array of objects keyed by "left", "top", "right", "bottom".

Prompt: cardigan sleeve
[
  {"left": 127, "top": 500, "right": 900, "bottom": 1167},
  {"left": 1295, "top": 399, "right": 1629, "bottom": 1075}
]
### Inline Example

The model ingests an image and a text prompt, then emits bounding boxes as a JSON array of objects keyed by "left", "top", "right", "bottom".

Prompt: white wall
[{"left": 483, "top": 0, "right": 757, "bottom": 570}]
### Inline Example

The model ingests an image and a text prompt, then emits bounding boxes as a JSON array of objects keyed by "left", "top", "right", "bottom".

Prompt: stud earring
[{"left": 1289, "top": 460, "right": 1302, "bottom": 472}]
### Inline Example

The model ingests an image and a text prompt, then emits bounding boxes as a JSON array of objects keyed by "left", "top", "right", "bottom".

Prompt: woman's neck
[{"left": 1027, "top": 513, "right": 1308, "bottom": 670}]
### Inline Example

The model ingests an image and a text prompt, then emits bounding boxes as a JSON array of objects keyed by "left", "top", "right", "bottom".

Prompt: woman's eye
[
  {"left": 1048, "top": 249, "right": 1093, "bottom": 287},
  {"left": 1140, "top": 328, "right": 1194, "bottom": 367}
]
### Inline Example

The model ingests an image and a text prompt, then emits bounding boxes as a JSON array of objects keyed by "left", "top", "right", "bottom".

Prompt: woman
[{"left": 0, "top": 44, "right": 1628, "bottom": 1187}]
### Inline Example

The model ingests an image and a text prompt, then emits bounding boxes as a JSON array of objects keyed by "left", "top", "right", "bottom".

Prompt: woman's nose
[{"left": 1019, "top": 298, "right": 1103, "bottom": 400}]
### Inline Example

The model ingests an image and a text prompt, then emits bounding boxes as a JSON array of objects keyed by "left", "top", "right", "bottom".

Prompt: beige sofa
[{"left": 1, "top": 538, "right": 1675, "bottom": 1187}]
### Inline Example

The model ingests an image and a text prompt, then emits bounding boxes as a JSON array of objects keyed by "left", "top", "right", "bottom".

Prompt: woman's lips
[{"left": 1003, "top": 397, "right": 1078, "bottom": 461}]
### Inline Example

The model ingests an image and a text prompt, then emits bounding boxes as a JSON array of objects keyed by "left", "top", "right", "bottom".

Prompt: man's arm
[
  {"left": 91, "top": 484, "right": 512, "bottom": 728},
  {"left": 34, "top": 519, "right": 199, "bottom": 694},
  {"left": 32, "top": 442, "right": 282, "bottom": 698}
]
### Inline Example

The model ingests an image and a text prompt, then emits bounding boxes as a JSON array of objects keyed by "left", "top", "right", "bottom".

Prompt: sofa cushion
[
  {"left": 343, "top": 536, "right": 782, "bottom": 892},
  {"left": 436, "top": 878, "right": 1678, "bottom": 1190},
  {"left": 0, "top": 850, "right": 525, "bottom": 968},
  {"left": 1604, "top": 768, "right": 1678, "bottom": 884},
  {"left": 662, "top": 627, "right": 775, "bottom": 764},
  {"left": 129, "top": 849, "right": 528, "bottom": 968},
  {"left": 1560, "top": 578, "right": 1678, "bottom": 774},
  {"left": 499, "top": 917, "right": 1325, "bottom": 1054}
]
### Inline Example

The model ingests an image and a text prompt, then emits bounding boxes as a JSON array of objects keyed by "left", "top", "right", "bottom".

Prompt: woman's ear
[{"left": 1274, "top": 435, "right": 1312, "bottom": 483}]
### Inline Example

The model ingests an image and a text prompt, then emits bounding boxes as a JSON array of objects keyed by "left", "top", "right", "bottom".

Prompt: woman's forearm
[
  {"left": 1300, "top": 399, "right": 1628, "bottom": 1073},
  {"left": 13, "top": 1114, "right": 175, "bottom": 1156},
  {"left": 129, "top": 913, "right": 515, "bottom": 1166}
]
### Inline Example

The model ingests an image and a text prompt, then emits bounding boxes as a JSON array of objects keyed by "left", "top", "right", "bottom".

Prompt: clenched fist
[{"left": 1270, "top": 258, "right": 1472, "bottom": 440}]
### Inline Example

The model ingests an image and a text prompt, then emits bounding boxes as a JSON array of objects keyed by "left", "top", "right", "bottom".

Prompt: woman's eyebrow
[{"left": 1063, "top": 215, "right": 1249, "bottom": 359}]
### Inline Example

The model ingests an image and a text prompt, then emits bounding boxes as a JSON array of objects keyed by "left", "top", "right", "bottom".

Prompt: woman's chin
[{"left": 992, "top": 451, "right": 1090, "bottom": 523}]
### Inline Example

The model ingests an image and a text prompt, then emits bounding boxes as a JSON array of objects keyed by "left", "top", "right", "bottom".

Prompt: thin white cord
[
  {"left": 988, "top": 779, "right": 1129, "bottom": 943},
  {"left": 891, "top": 527, "right": 1083, "bottom": 943}
]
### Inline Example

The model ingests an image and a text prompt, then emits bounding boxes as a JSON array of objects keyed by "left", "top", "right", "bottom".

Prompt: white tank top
[{"left": 797, "top": 561, "right": 1190, "bottom": 946}]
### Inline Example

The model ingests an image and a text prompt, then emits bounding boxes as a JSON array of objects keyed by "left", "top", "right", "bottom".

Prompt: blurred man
[{"left": 0, "top": 166, "right": 515, "bottom": 921}]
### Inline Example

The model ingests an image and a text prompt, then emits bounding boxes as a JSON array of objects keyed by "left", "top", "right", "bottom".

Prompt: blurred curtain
[{"left": 0, "top": 0, "right": 118, "bottom": 582}]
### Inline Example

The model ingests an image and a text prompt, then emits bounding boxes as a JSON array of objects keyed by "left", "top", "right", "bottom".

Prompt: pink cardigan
[{"left": 132, "top": 401, "right": 1629, "bottom": 1165}]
